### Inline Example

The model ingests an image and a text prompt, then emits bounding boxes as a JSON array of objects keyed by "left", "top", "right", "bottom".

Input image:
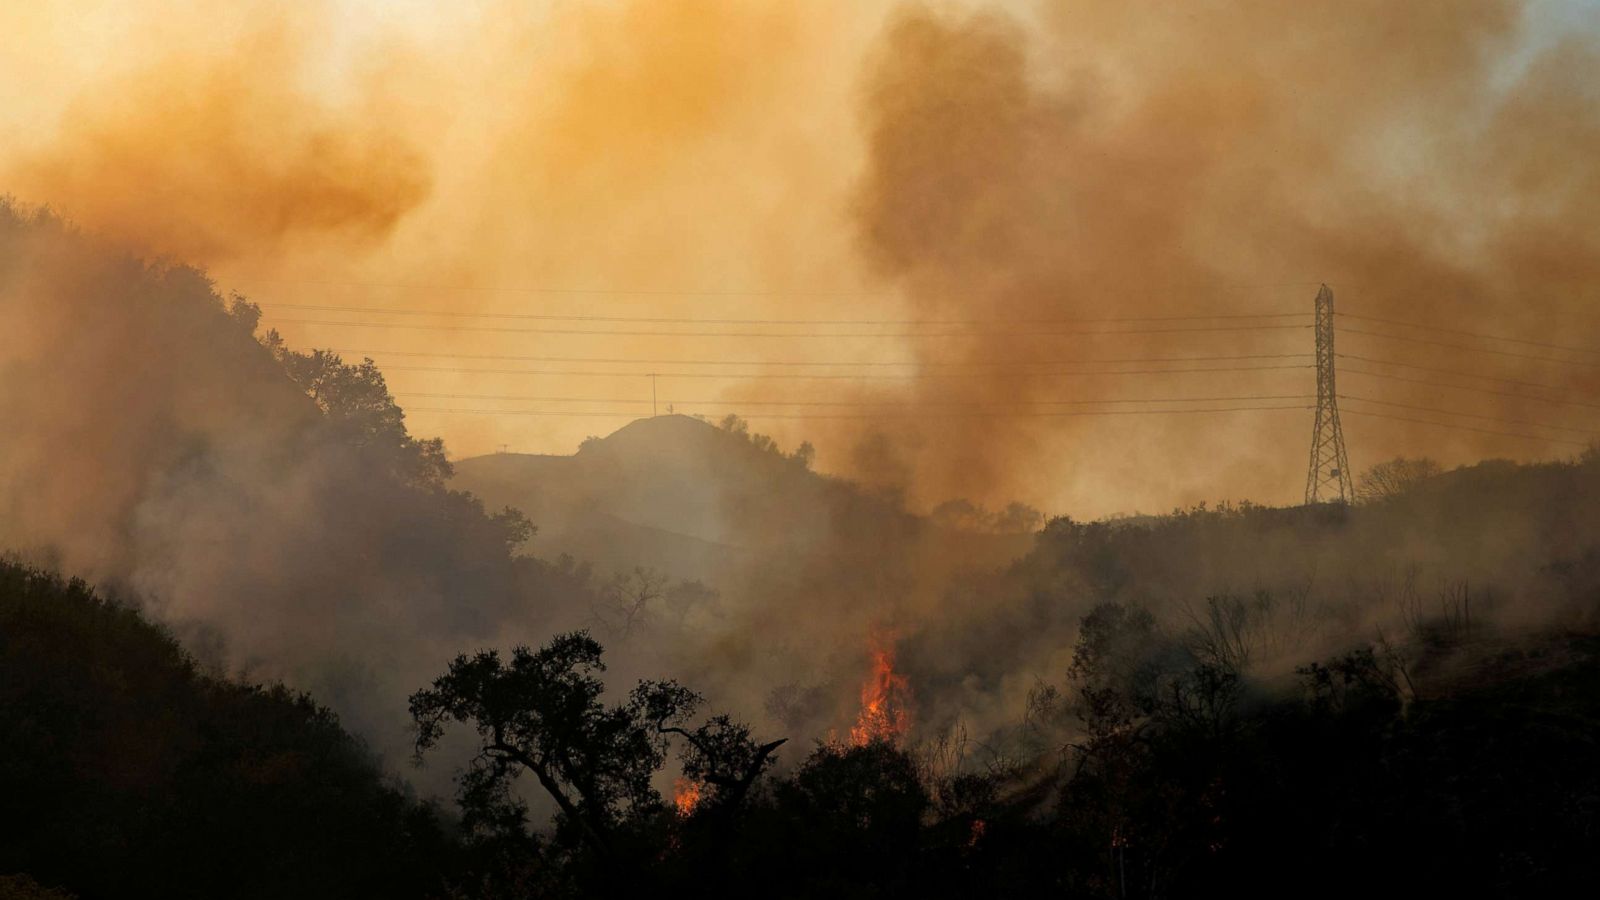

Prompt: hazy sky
[{"left": 4, "top": 0, "right": 1598, "bottom": 517}]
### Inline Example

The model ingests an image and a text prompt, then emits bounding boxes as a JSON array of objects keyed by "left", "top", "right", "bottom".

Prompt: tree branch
[{"left": 489, "top": 738, "right": 612, "bottom": 854}]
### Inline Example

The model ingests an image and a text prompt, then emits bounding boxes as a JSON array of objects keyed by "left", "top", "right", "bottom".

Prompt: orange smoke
[
  {"left": 850, "top": 629, "right": 912, "bottom": 746},
  {"left": 673, "top": 777, "right": 704, "bottom": 818},
  {"left": 7, "top": 0, "right": 1600, "bottom": 515},
  {"left": 2, "top": 13, "right": 431, "bottom": 265}
]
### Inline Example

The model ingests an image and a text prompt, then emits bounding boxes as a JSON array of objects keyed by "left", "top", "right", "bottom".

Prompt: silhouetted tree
[
  {"left": 269, "top": 344, "right": 452, "bottom": 489},
  {"left": 589, "top": 568, "right": 667, "bottom": 640},
  {"left": 651, "top": 709, "right": 785, "bottom": 817},
  {"left": 768, "top": 740, "right": 930, "bottom": 891},
  {"left": 993, "top": 500, "right": 1045, "bottom": 534},
  {"left": 490, "top": 505, "right": 536, "bottom": 551},
  {"left": 1355, "top": 456, "right": 1441, "bottom": 502},
  {"left": 409, "top": 632, "right": 782, "bottom": 859},
  {"left": 792, "top": 440, "right": 816, "bottom": 470}
]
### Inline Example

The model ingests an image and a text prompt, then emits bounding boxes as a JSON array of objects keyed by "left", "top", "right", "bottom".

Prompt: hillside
[
  {"left": 13, "top": 548, "right": 1599, "bottom": 898},
  {"left": 451, "top": 415, "right": 1034, "bottom": 584},
  {"left": 0, "top": 201, "right": 564, "bottom": 770},
  {"left": 0, "top": 562, "right": 458, "bottom": 899},
  {"left": 897, "top": 452, "right": 1600, "bottom": 743}
]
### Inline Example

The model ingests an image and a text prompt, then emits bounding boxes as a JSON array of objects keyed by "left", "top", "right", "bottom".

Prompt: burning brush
[{"left": 850, "top": 628, "right": 912, "bottom": 746}]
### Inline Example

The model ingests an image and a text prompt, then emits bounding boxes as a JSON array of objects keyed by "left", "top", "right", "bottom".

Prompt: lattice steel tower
[{"left": 1305, "top": 284, "right": 1353, "bottom": 504}]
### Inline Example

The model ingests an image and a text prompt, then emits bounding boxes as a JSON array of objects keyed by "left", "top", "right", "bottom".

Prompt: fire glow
[
  {"left": 850, "top": 630, "right": 912, "bottom": 746},
  {"left": 673, "top": 777, "right": 704, "bottom": 818}
]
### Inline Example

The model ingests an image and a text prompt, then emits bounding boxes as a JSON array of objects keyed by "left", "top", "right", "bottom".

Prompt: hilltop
[{"left": 451, "top": 415, "right": 1034, "bottom": 584}]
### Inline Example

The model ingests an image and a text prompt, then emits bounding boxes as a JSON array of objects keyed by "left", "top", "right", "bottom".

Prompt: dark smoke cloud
[
  {"left": 852, "top": 0, "right": 1600, "bottom": 510},
  {"left": 0, "top": 203, "right": 528, "bottom": 754}
]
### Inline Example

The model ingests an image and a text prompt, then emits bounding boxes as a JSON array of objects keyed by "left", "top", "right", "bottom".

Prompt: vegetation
[
  {"left": 390, "top": 608, "right": 1600, "bottom": 897},
  {"left": 931, "top": 497, "right": 1046, "bottom": 534},
  {"left": 408, "top": 633, "right": 785, "bottom": 893},
  {"left": 0, "top": 562, "right": 456, "bottom": 899},
  {"left": 400, "top": 447, "right": 1600, "bottom": 896},
  {"left": 7, "top": 444, "right": 1600, "bottom": 896},
  {"left": 1355, "top": 455, "right": 1444, "bottom": 502}
]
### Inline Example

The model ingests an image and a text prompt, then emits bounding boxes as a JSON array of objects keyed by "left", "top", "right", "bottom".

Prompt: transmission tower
[{"left": 1305, "top": 284, "right": 1353, "bottom": 504}]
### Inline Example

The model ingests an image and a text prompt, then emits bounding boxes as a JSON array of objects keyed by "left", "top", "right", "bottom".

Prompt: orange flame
[
  {"left": 673, "top": 777, "right": 704, "bottom": 817},
  {"left": 850, "top": 630, "right": 912, "bottom": 745}
]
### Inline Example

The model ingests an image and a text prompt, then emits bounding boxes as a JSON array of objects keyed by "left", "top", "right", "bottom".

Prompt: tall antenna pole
[
  {"left": 1305, "top": 284, "right": 1353, "bottom": 504},
  {"left": 651, "top": 373, "right": 658, "bottom": 417}
]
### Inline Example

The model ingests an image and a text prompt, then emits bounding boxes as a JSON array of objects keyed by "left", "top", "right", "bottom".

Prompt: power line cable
[
  {"left": 262, "top": 302, "right": 1308, "bottom": 327},
  {"left": 1340, "top": 394, "right": 1599, "bottom": 436},
  {"left": 242, "top": 280, "right": 889, "bottom": 299},
  {"left": 269, "top": 317, "right": 1310, "bottom": 339},
  {"left": 1338, "top": 327, "right": 1600, "bottom": 369},
  {"left": 404, "top": 403, "right": 1312, "bottom": 421},
  {"left": 1341, "top": 366, "right": 1600, "bottom": 413},
  {"left": 397, "top": 391, "right": 1314, "bottom": 409},
  {"left": 401, "top": 397, "right": 1583, "bottom": 445},
  {"left": 333, "top": 347, "right": 1311, "bottom": 369},
  {"left": 1339, "top": 354, "right": 1564, "bottom": 391},
  {"left": 1340, "top": 407, "right": 1587, "bottom": 448},
  {"left": 1341, "top": 311, "right": 1600, "bottom": 357},
  {"left": 230, "top": 275, "right": 1329, "bottom": 301},
  {"left": 380, "top": 363, "right": 1312, "bottom": 381}
]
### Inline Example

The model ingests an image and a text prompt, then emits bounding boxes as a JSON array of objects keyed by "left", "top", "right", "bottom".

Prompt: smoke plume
[
  {"left": 852, "top": 0, "right": 1600, "bottom": 509},
  {"left": 4, "top": 1, "right": 1597, "bottom": 513},
  {"left": 4, "top": 0, "right": 1600, "bottom": 790}
]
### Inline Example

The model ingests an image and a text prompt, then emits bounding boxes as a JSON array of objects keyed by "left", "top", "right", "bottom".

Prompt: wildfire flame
[
  {"left": 673, "top": 777, "right": 704, "bottom": 818},
  {"left": 850, "top": 630, "right": 912, "bottom": 745}
]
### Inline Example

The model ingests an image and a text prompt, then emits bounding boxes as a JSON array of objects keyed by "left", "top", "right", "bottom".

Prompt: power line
[
  {"left": 262, "top": 302, "right": 1308, "bottom": 327},
  {"left": 268, "top": 317, "right": 1310, "bottom": 339},
  {"left": 1340, "top": 407, "right": 1587, "bottom": 448},
  {"left": 405, "top": 393, "right": 651, "bottom": 405},
  {"left": 1338, "top": 327, "right": 1600, "bottom": 369},
  {"left": 399, "top": 397, "right": 1586, "bottom": 446},
  {"left": 253, "top": 288, "right": 1600, "bottom": 463},
  {"left": 230, "top": 275, "right": 1329, "bottom": 301},
  {"left": 398, "top": 383, "right": 1592, "bottom": 434},
  {"left": 1340, "top": 394, "right": 1600, "bottom": 436},
  {"left": 404, "top": 404, "right": 1312, "bottom": 421},
  {"left": 397, "top": 391, "right": 1314, "bottom": 409},
  {"left": 1339, "top": 354, "right": 1565, "bottom": 392},
  {"left": 333, "top": 347, "right": 1311, "bottom": 369},
  {"left": 407, "top": 408, "right": 650, "bottom": 418},
  {"left": 379, "top": 362, "right": 1312, "bottom": 381},
  {"left": 1341, "top": 366, "right": 1600, "bottom": 413},
  {"left": 1341, "top": 311, "right": 1600, "bottom": 357},
  {"left": 242, "top": 280, "right": 889, "bottom": 299}
]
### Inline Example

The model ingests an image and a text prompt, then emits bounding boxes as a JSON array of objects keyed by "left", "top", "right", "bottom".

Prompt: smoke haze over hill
[
  {"left": 4, "top": 0, "right": 1600, "bottom": 768},
  {"left": 0, "top": 203, "right": 1037, "bottom": 767},
  {"left": 3, "top": 1, "right": 1598, "bottom": 515}
]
